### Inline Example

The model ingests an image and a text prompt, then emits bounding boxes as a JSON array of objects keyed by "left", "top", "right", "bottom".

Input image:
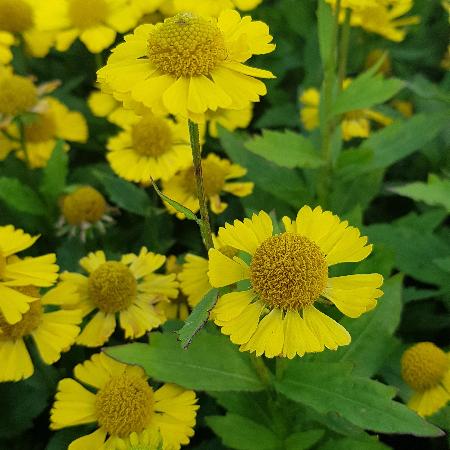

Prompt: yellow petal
[
  {"left": 0, "top": 225, "right": 38, "bottom": 256},
  {"left": 4, "top": 254, "right": 59, "bottom": 287},
  {"left": 0, "top": 284, "right": 35, "bottom": 324},
  {"left": 80, "top": 26, "right": 116, "bottom": 53},
  {"left": 79, "top": 250, "right": 106, "bottom": 273},
  {"left": 207, "top": 249, "right": 249, "bottom": 287},
  {"left": 213, "top": 289, "right": 255, "bottom": 323},
  {"left": 76, "top": 311, "right": 116, "bottom": 347},
  {"left": 408, "top": 386, "right": 450, "bottom": 417},
  {"left": 68, "top": 428, "right": 108, "bottom": 450},
  {"left": 0, "top": 339, "right": 33, "bottom": 382}
]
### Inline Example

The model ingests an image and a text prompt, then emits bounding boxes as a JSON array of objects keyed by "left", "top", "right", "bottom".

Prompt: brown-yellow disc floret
[
  {"left": 147, "top": 12, "right": 228, "bottom": 78},
  {"left": 131, "top": 115, "right": 173, "bottom": 157},
  {"left": 62, "top": 186, "right": 107, "bottom": 225},
  {"left": 401, "top": 342, "right": 449, "bottom": 391},
  {"left": 95, "top": 373, "right": 154, "bottom": 437},
  {"left": 0, "top": 287, "right": 42, "bottom": 340},
  {"left": 0, "top": 0, "right": 33, "bottom": 33},
  {"left": 68, "top": 0, "right": 109, "bottom": 29},
  {"left": 88, "top": 262, "right": 137, "bottom": 313},
  {"left": 0, "top": 74, "right": 37, "bottom": 116},
  {"left": 250, "top": 233, "right": 328, "bottom": 310}
]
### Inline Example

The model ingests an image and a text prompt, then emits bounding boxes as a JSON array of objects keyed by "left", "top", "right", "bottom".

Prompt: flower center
[
  {"left": 95, "top": 373, "right": 154, "bottom": 437},
  {"left": 0, "top": 74, "right": 37, "bottom": 116},
  {"left": 62, "top": 186, "right": 107, "bottom": 226},
  {"left": 0, "top": 0, "right": 34, "bottom": 33},
  {"left": 250, "top": 233, "right": 328, "bottom": 310},
  {"left": 181, "top": 159, "right": 227, "bottom": 197},
  {"left": 401, "top": 342, "right": 449, "bottom": 391},
  {"left": 0, "top": 287, "right": 42, "bottom": 339},
  {"left": 25, "top": 113, "right": 57, "bottom": 142},
  {"left": 68, "top": 0, "right": 109, "bottom": 29},
  {"left": 88, "top": 262, "right": 137, "bottom": 313},
  {"left": 147, "top": 12, "right": 228, "bottom": 78},
  {"left": 131, "top": 115, "right": 173, "bottom": 158}
]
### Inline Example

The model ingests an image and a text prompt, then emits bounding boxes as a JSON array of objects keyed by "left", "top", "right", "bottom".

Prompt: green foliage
[
  {"left": 0, "top": 176, "right": 45, "bottom": 216},
  {"left": 107, "top": 330, "right": 265, "bottom": 392},
  {"left": 39, "top": 141, "right": 68, "bottom": 204}
]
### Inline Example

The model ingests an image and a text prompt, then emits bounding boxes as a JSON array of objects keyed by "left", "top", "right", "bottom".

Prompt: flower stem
[
  {"left": 188, "top": 120, "right": 214, "bottom": 251},
  {"left": 17, "top": 117, "right": 30, "bottom": 168},
  {"left": 338, "top": 8, "right": 352, "bottom": 90},
  {"left": 317, "top": 0, "right": 341, "bottom": 206},
  {"left": 251, "top": 354, "right": 273, "bottom": 388}
]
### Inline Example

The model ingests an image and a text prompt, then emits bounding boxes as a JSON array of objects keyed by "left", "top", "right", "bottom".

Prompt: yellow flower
[
  {"left": 162, "top": 153, "right": 254, "bottom": 218},
  {"left": 97, "top": 10, "right": 275, "bottom": 122},
  {"left": 208, "top": 206, "right": 384, "bottom": 358},
  {"left": 401, "top": 342, "right": 450, "bottom": 417},
  {"left": 118, "top": 428, "right": 163, "bottom": 450},
  {"left": 207, "top": 104, "right": 253, "bottom": 137},
  {"left": 0, "top": 225, "right": 58, "bottom": 324},
  {"left": 1, "top": 96, "right": 88, "bottom": 168},
  {"left": 50, "top": 352, "right": 199, "bottom": 450},
  {"left": 107, "top": 111, "right": 193, "bottom": 184},
  {"left": 160, "top": 256, "right": 189, "bottom": 321},
  {"left": 168, "top": 0, "right": 262, "bottom": 17},
  {"left": 299, "top": 82, "right": 393, "bottom": 140},
  {"left": 0, "top": 31, "right": 14, "bottom": 64},
  {"left": 57, "top": 186, "right": 115, "bottom": 241},
  {"left": 88, "top": 88, "right": 137, "bottom": 126},
  {"left": 59, "top": 249, "right": 178, "bottom": 347},
  {"left": 35, "top": 0, "right": 142, "bottom": 53},
  {"left": 0, "top": 284, "right": 82, "bottom": 382}
]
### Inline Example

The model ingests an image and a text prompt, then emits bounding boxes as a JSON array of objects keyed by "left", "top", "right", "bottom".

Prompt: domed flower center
[
  {"left": 0, "top": 0, "right": 34, "bottom": 33},
  {"left": 0, "top": 287, "right": 42, "bottom": 339},
  {"left": 181, "top": 159, "right": 227, "bottom": 197},
  {"left": 0, "top": 74, "right": 37, "bottom": 116},
  {"left": 88, "top": 262, "right": 137, "bottom": 313},
  {"left": 401, "top": 342, "right": 449, "bottom": 391},
  {"left": 95, "top": 373, "right": 154, "bottom": 437},
  {"left": 147, "top": 12, "right": 228, "bottom": 77},
  {"left": 25, "top": 112, "right": 57, "bottom": 143},
  {"left": 250, "top": 233, "right": 328, "bottom": 310},
  {"left": 131, "top": 115, "right": 173, "bottom": 158},
  {"left": 68, "top": 0, "right": 109, "bottom": 29},
  {"left": 62, "top": 186, "right": 107, "bottom": 225}
]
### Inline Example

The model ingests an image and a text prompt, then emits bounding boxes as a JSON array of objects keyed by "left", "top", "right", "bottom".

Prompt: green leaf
[
  {"left": 318, "top": 436, "right": 391, "bottom": 450},
  {"left": 332, "top": 72, "right": 404, "bottom": 116},
  {"left": 92, "top": 169, "right": 155, "bottom": 216},
  {"left": 151, "top": 178, "right": 201, "bottom": 224},
  {"left": 0, "top": 177, "right": 45, "bottom": 216},
  {"left": 390, "top": 174, "right": 450, "bottom": 212},
  {"left": 318, "top": 276, "right": 403, "bottom": 377},
  {"left": 107, "top": 330, "right": 265, "bottom": 392},
  {"left": 219, "top": 128, "right": 312, "bottom": 208},
  {"left": 275, "top": 362, "right": 442, "bottom": 436},
  {"left": 359, "top": 112, "right": 449, "bottom": 172},
  {"left": 206, "top": 414, "right": 281, "bottom": 450},
  {"left": 317, "top": 0, "right": 334, "bottom": 65},
  {"left": 285, "top": 429, "right": 325, "bottom": 450},
  {"left": 177, "top": 288, "right": 219, "bottom": 349},
  {"left": 39, "top": 140, "right": 68, "bottom": 203},
  {"left": 245, "top": 130, "right": 323, "bottom": 169}
]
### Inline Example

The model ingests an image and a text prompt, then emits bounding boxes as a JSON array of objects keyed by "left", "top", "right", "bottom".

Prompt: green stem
[
  {"left": 317, "top": 0, "right": 341, "bottom": 206},
  {"left": 188, "top": 120, "right": 214, "bottom": 251},
  {"left": 17, "top": 117, "right": 30, "bottom": 168},
  {"left": 337, "top": 8, "right": 352, "bottom": 90},
  {"left": 95, "top": 52, "right": 104, "bottom": 70},
  {"left": 275, "top": 358, "right": 288, "bottom": 381},
  {"left": 251, "top": 354, "right": 273, "bottom": 388}
]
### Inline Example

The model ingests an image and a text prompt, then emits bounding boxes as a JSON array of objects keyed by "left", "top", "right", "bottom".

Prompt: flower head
[
  {"left": 36, "top": 0, "right": 142, "bottom": 53},
  {"left": 0, "top": 225, "right": 58, "bottom": 324},
  {"left": 0, "top": 68, "right": 37, "bottom": 118},
  {"left": 0, "top": 284, "right": 82, "bottom": 382},
  {"left": 300, "top": 81, "right": 392, "bottom": 140},
  {"left": 162, "top": 153, "right": 253, "bottom": 218},
  {"left": 106, "top": 111, "right": 193, "bottom": 183},
  {"left": 98, "top": 10, "right": 275, "bottom": 121},
  {"left": 59, "top": 248, "right": 178, "bottom": 347},
  {"left": 50, "top": 352, "right": 198, "bottom": 450},
  {"left": 401, "top": 342, "right": 450, "bottom": 417},
  {"left": 208, "top": 206, "right": 383, "bottom": 358}
]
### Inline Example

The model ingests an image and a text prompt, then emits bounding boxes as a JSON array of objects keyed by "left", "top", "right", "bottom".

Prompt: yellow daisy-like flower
[
  {"left": 299, "top": 82, "right": 393, "bottom": 140},
  {"left": 162, "top": 153, "right": 254, "bottom": 218},
  {"left": 401, "top": 342, "right": 450, "bottom": 417},
  {"left": 97, "top": 10, "right": 275, "bottom": 122},
  {"left": 60, "top": 248, "right": 178, "bottom": 347},
  {"left": 0, "top": 225, "right": 58, "bottom": 325},
  {"left": 50, "top": 352, "right": 199, "bottom": 450},
  {"left": 118, "top": 428, "right": 162, "bottom": 450},
  {"left": 207, "top": 104, "right": 253, "bottom": 138},
  {"left": 1, "top": 97, "right": 88, "bottom": 168},
  {"left": 106, "top": 111, "right": 193, "bottom": 184},
  {"left": 168, "top": 0, "right": 263, "bottom": 17},
  {"left": 0, "top": 284, "right": 82, "bottom": 382},
  {"left": 35, "top": 0, "right": 142, "bottom": 53},
  {"left": 159, "top": 256, "right": 189, "bottom": 321},
  {"left": 208, "top": 206, "right": 384, "bottom": 358},
  {"left": 57, "top": 186, "right": 115, "bottom": 241}
]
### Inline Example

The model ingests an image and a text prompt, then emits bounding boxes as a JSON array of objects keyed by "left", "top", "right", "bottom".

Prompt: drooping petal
[
  {"left": 0, "top": 339, "right": 34, "bottom": 382},
  {"left": 408, "top": 386, "right": 450, "bottom": 417},
  {"left": 213, "top": 290, "right": 255, "bottom": 324},
  {"left": 76, "top": 311, "right": 116, "bottom": 347},
  {"left": 207, "top": 249, "right": 250, "bottom": 287},
  {"left": 68, "top": 428, "right": 108, "bottom": 450}
]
